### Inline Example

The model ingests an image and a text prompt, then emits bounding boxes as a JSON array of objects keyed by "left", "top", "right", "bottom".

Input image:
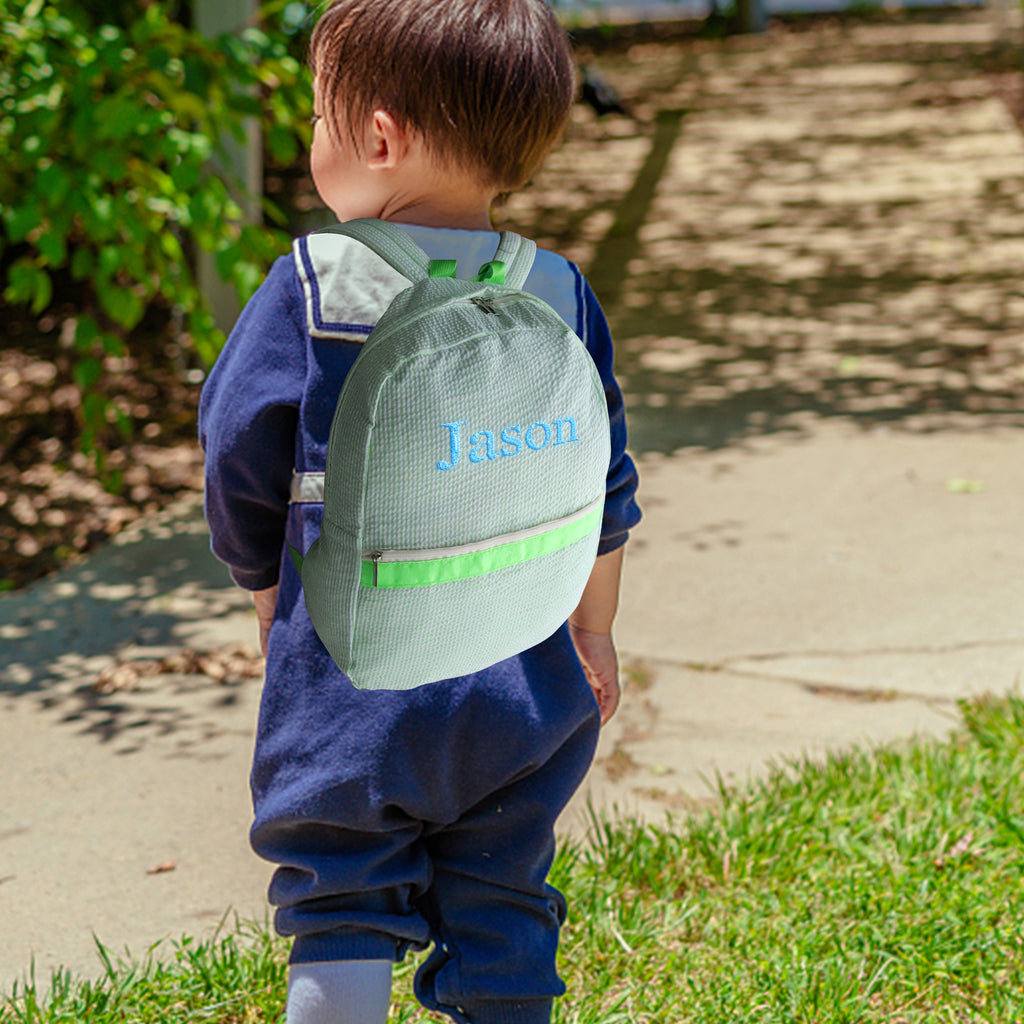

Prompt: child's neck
[
  {"left": 382, "top": 196, "right": 495, "bottom": 232},
  {"left": 389, "top": 211, "right": 494, "bottom": 231}
]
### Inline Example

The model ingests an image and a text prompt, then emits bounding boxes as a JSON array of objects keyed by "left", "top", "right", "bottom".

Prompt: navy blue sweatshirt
[{"left": 198, "top": 225, "right": 642, "bottom": 951}]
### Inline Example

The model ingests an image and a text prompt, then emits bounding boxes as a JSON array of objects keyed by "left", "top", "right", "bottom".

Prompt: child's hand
[
  {"left": 568, "top": 622, "right": 620, "bottom": 725},
  {"left": 253, "top": 585, "right": 279, "bottom": 657}
]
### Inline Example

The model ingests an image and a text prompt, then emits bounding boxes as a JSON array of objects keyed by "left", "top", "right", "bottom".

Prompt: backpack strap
[
  {"left": 315, "top": 218, "right": 537, "bottom": 289},
  {"left": 489, "top": 231, "right": 536, "bottom": 290}
]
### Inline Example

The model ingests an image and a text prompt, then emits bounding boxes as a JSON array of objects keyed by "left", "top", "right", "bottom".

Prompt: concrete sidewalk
[
  {"left": 574, "top": 420, "right": 1024, "bottom": 828},
  {"left": 5, "top": 422, "right": 1023, "bottom": 996},
  {"left": 4, "top": 8, "right": 1024, "bottom": 1000}
]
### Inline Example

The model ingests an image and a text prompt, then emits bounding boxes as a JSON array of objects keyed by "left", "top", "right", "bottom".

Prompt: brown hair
[{"left": 308, "top": 0, "right": 576, "bottom": 196}]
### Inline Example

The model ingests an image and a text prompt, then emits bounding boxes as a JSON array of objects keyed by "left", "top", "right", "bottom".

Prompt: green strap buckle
[
  {"left": 428, "top": 259, "right": 458, "bottom": 279},
  {"left": 472, "top": 260, "right": 505, "bottom": 285},
  {"left": 426, "top": 259, "right": 507, "bottom": 285}
]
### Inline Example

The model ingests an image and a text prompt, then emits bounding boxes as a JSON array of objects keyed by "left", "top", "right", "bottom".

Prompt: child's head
[{"left": 308, "top": 0, "right": 576, "bottom": 229}]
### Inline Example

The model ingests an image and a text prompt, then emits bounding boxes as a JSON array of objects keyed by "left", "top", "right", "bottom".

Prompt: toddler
[{"left": 198, "top": 1, "right": 642, "bottom": 1022}]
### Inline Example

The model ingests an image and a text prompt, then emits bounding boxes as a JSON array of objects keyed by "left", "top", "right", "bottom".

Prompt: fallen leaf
[
  {"left": 946, "top": 478, "right": 984, "bottom": 494},
  {"left": 93, "top": 659, "right": 162, "bottom": 693},
  {"left": 93, "top": 645, "right": 261, "bottom": 692},
  {"left": 195, "top": 654, "right": 227, "bottom": 680}
]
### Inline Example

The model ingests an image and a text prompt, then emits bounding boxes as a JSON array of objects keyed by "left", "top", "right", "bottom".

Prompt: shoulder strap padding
[{"left": 490, "top": 232, "right": 536, "bottom": 290}]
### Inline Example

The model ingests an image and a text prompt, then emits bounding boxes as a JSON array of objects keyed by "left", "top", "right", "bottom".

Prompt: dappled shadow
[
  {"left": 500, "top": 11, "right": 1024, "bottom": 455},
  {"left": 0, "top": 493, "right": 258, "bottom": 750},
  {"left": 0, "top": 494, "right": 245, "bottom": 694},
  {"left": 35, "top": 670, "right": 254, "bottom": 758},
  {"left": 615, "top": 254, "right": 1024, "bottom": 452},
  {"left": 7, "top": 9, "right": 1024, "bottom": 748}
]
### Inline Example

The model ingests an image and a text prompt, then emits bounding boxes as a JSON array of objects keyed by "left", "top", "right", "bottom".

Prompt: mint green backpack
[{"left": 289, "top": 218, "right": 610, "bottom": 690}]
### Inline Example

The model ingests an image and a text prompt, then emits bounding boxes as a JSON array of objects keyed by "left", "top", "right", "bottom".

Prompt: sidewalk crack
[{"left": 627, "top": 640, "right": 1024, "bottom": 705}]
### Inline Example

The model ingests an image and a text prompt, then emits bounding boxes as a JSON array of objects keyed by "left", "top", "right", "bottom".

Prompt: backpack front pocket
[{"left": 360, "top": 496, "right": 603, "bottom": 588}]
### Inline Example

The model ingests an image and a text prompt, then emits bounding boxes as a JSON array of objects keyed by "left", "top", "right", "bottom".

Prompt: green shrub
[{"left": 0, "top": 0, "right": 312, "bottom": 479}]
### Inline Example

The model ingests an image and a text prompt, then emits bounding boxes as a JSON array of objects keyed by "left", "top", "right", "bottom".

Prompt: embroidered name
[{"left": 436, "top": 418, "right": 578, "bottom": 471}]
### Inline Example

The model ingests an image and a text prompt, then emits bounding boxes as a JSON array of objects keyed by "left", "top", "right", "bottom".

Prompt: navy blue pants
[{"left": 249, "top": 621, "right": 601, "bottom": 1024}]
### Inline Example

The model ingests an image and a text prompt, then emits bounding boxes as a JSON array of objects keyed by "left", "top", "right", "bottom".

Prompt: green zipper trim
[{"left": 360, "top": 506, "right": 602, "bottom": 588}]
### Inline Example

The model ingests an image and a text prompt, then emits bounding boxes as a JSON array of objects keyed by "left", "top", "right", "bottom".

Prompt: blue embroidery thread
[
  {"left": 524, "top": 422, "right": 551, "bottom": 451},
  {"left": 439, "top": 418, "right": 577, "bottom": 469},
  {"left": 500, "top": 425, "right": 523, "bottom": 457},
  {"left": 437, "top": 422, "right": 467, "bottom": 470},
  {"left": 553, "top": 417, "right": 578, "bottom": 445},
  {"left": 469, "top": 430, "right": 497, "bottom": 463}
]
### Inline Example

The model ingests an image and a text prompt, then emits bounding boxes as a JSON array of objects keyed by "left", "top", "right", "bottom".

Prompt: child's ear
[{"left": 368, "top": 109, "right": 412, "bottom": 168}]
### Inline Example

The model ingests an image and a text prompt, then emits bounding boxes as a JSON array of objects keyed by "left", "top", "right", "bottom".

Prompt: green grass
[{"left": 4, "top": 693, "right": 1023, "bottom": 1023}]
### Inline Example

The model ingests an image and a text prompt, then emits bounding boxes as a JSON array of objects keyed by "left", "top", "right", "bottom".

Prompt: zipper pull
[
  {"left": 470, "top": 296, "right": 499, "bottom": 315},
  {"left": 370, "top": 551, "right": 383, "bottom": 586}
]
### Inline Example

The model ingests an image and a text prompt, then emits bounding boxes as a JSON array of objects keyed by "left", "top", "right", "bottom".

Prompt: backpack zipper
[
  {"left": 468, "top": 294, "right": 521, "bottom": 315},
  {"left": 361, "top": 497, "right": 603, "bottom": 588},
  {"left": 365, "top": 291, "right": 538, "bottom": 348}
]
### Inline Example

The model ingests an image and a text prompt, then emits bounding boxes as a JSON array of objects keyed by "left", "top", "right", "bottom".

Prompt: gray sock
[{"left": 286, "top": 960, "right": 393, "bottom": 1024}]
